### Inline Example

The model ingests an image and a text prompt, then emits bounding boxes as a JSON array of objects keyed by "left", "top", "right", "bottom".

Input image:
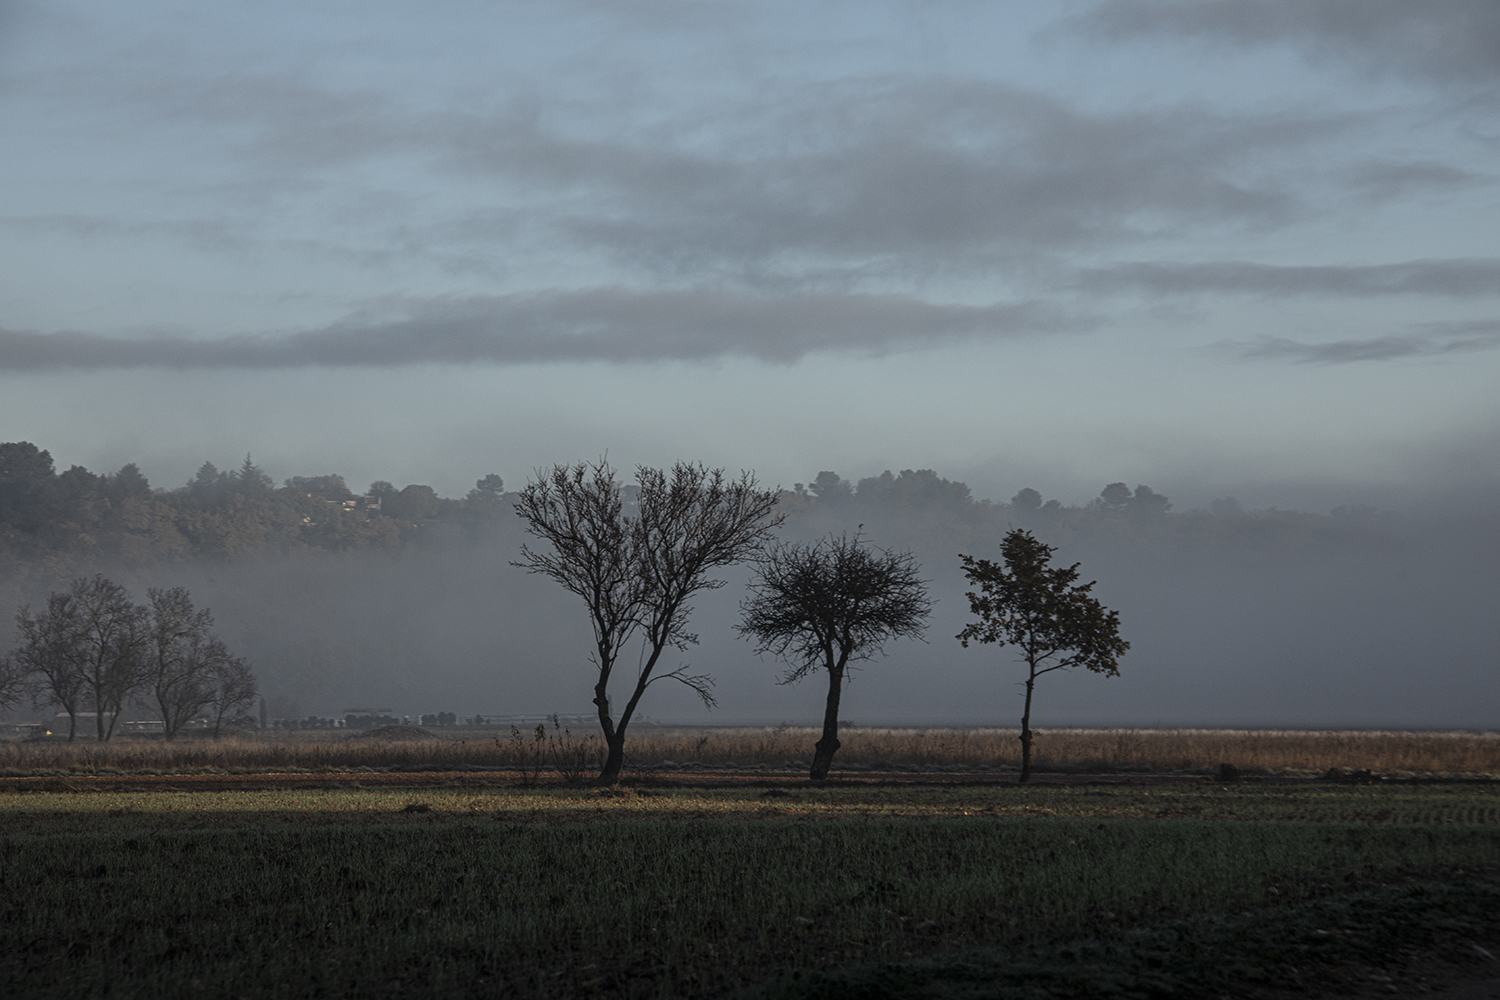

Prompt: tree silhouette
[
  {"left": 515, "top": 460, "right": 781, "bottom": 782},
  {"left": 739, "top": 533, "right": 930, "bottom": 780},
  {"left": 10, "top": 595, "right": 85, "bottom": 739},
  {"left": 958, "top": 530, "right": 1128, "bottom": 783},
  {"left": 143, "top": 587, "right": 219, "bottom": 739}
]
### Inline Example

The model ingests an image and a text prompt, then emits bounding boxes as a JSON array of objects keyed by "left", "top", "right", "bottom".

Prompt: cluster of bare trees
[
  {"left": 0, "top": 576, "right": 257, "bottom": 740},
  {"left": 517, "top": 461, "right": 1127, "bottom": 784}
]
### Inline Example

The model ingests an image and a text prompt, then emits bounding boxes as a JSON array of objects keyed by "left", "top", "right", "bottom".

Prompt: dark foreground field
[{"left": 3, "top": 780, "right": 1499, "bottom": 999}]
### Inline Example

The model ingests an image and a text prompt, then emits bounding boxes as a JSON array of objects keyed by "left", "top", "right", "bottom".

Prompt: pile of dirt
[{"left": 352, "top": 725, "right": 439, "bottom": 741}]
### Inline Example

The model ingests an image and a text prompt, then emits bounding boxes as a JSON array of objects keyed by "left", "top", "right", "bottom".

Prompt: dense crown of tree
[
  {"left": 738, "top": 533, "right": 931, "bottom": 780},
  {"left": 958, "top": 530, "right": 1129, "bottom": 783},
  {"left": 514, "top": 460, "right": 782, "bottom": 782},
  {"left": 6, "top": 576, "right": 256, "bottom": 740}
]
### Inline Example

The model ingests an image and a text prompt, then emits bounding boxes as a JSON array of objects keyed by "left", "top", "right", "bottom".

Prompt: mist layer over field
[{"left": 3, "top": 467, "right": 1494, "bottom": 730}]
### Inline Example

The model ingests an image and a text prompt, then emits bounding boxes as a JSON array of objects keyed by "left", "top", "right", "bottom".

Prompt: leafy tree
[
  {"left": 855, "top": 469, "right": 974, "bottom": 515},
  {"left": 233, "top": 454, "right": 274, "bottom": 495},
  {"left": 958, "top": 530, "right": 1128, "bottom": 783},
  {"left": 1127, "top": 485, "right": 1171, "bottom": 520},
  {"left": 515, "top": 460, "right": 782, "bottom": 782},
  {"left": 466, "top": 474, "right": 508, "bottom": 517},
  {"left": 1210, "top": 497, "right": 1244, "bottom": 517},
  {"left": 469, "top": 474, "right": 505, "bottom": 500},
  {"left": 808, "top": 471, "right": 853, "bottom": 506},
  {"left": 1011, "top": 488, "right": 1043, "bottom": 513},
  {"left": 0, "top": 441, "right": 58, "bottom": 533},
  {"left": 285, "top": 475, "right": 351, "bottom": 496},
  {"left": 1096, "top": 483, "right": 1171, "bottom": 521},
  {"left": 186, "top": 462, "right": 231, "bottom": 508},
  {"left": 738, "top": 533, "right": 931, "bottom": 780},
  {"left": 384, "top": 484, "right": 439, "bottom": 522},
  {"left": 104, "top": 463, "right": 152, "bottom": 502},
  {"left": 1098, "top": 482, "right": 1132, "bottom": 512}
]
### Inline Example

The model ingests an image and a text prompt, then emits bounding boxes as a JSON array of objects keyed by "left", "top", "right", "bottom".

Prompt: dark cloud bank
[
  {"left": 1076, "top": 259, "right": 1500, "bottom": 298},
  {"left": 1233, "top": 323, "right": 1500, "bottom": 364},
  {"left": 0, "top": 291, "right": 1074, "bottom": 370},
  {"left": 1071, "top": 0, "right": 1500, "bottom": 88}
]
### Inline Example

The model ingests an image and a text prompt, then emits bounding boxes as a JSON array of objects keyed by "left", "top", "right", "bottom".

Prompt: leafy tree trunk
[{"left": 1019, "top": 666, "right": 1037, "bottom": 784}]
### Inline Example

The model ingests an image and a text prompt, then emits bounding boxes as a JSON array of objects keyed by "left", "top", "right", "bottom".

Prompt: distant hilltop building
[{"left": 301, "top": 492, "right": 381, "bottom": 512}]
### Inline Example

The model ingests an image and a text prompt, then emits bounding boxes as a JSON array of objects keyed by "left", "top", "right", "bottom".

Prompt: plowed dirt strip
[{"left": 0, "top": 769, "right": 1217, "bottom": 793}]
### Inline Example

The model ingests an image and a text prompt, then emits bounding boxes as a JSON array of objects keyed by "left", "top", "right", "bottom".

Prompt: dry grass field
[{"left": 2, "top": 724, "right": 1496, "bottom": 777}]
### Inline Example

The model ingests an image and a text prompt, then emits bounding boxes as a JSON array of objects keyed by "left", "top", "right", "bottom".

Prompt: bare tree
[
  {"left": 514, "top": 460, "right": 644, "bottom": 780},
  {"left": 205, "top": 646, "right": 257, "bottom": 738},
  {"left": 0, "top": 651, "right": 25, "bottom": 715},
  {"left": 738, "top": 532, "right": 931, "bottom": 780},
  {"left": 144, "top": 587, "right": 217, "bottom": 739},
  {"left": 516, "top": 460, "right": 781, "bottom": 782},
  {"left": 11, "top": 596, "right": 85, "bottom": 738},
  {"left": 958, "top": 530, "right": 1129, "bottom": 783},
  {"left": 8, "top": 577, "right": 250, "bottom": 742},
  {"left": 68, "top": 576, "right": 148, "bottom": 741}
]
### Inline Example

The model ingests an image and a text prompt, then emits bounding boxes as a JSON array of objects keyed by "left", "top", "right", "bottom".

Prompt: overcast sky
[{"left": 2, "top": 0, "right": 1497, "bottom": 511}]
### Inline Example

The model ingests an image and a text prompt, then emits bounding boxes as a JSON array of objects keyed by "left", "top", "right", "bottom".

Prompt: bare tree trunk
[
  {"left": 598, "top": 627, "right": 672, "bottom": 783},
  {"left": 597, "top": 688, "right": 629, "bottom": 783},
  {"left": 810, "top": 663, "right": 845, "bottom": 780},
  {"left": 65, "top": 710, "right": 77, "bottom": 741},
  {"left": 600, "top": 734, "right": 625, "bottom": 781},
  {"left": 1019, "top": 667, "right": 1037, "bottom": 784},
  {"left": 599, "top": 667, "right": 658, "bottom": 784}
]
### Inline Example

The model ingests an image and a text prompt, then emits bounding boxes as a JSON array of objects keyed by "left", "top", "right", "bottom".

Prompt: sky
[{"left": 2, "top": 0, "right": 1498, "bottom": 512}]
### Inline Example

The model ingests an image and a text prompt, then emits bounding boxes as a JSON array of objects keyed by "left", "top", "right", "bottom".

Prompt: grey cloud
[
  {"left": 1230, "top": 321, "right": 1500, "bottom": 363},
  {"left": 1071, "top": 0, "right": 1500, "bottom": 88},
  {"left": 0, "top": 288, "right": 1080, "bottom": 371},
  {"left": 1076, "top": 258, "right": 1500, "bottom": 298},
  {"left": 0, "top": 213, "right": 245, "bottom": 253},
  {"left": 122, "top": 74, "right": 1342, "bottom": 280},
  {"left": 1346, "top": 160, "right": 1480, "bottom": 200},
  {"left": 473, "top": 82, "right": 1355, "bottom": 281}
]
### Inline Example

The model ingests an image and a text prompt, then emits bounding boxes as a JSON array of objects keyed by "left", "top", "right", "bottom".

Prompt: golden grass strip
[{"left": 2, "top": 726, "right": 1497, "bottom": 776}]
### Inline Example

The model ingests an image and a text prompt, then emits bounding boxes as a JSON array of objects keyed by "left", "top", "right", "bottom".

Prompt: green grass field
[{"left": 3, "top": 782, "right": 1498, "bottom": 998}]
